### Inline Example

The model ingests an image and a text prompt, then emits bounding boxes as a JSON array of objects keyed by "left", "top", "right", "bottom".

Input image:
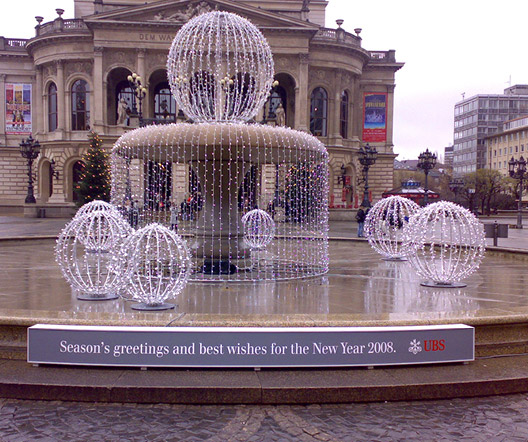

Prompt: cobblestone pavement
[{"left": 1, "top": 394, "right": 528, "bottom": 442}]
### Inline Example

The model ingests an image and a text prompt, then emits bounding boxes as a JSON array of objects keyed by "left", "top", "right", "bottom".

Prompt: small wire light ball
[
  {"left": 404, "top": 201, "right": 486, "bottom": 288},
  {"left": 242, "top": 209, "right": 275, "bottom": 250},
  {"left": 56, "top": 209, "right": 132, "bottom": 300},
  {"left": 74, "top": 200, "right": 119, "bottom": 219},
  {"left": 167, "top": 11, "right": 274, "bottom": 123},
  {"left": 364, "top": 196, "right": 420, "bottom": 260},
  {"left": 118, "top": 223, "right": 192, "bottom": 311}
]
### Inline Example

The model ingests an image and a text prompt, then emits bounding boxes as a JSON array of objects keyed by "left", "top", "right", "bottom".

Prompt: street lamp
[
  {"left": 358, "top": 143, "right": 377, "bottom": 208},
  {"left": 127, "top": 72, "right": 147, "bottom": 122},
  {"left": 449, "top": 178, "right": 464, "bottom": 204},
  {"left": 417, "top": 148, "right": 437, "bottom": 205},
  {"left": 19, "top": 135, "right": 41, "bottom": 204},
  {"left": 509, "top": 155, "right": 527, "bottom": 229}
]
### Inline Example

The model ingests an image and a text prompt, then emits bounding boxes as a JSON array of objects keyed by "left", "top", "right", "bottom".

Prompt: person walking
[{"left": 356, "top": 206, "right": 366, "bottom": 237}]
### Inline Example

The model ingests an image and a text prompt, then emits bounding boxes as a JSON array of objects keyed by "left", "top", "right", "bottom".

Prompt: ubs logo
[{"left": 424, "top": 339, "right": 445, "bottom": 352}]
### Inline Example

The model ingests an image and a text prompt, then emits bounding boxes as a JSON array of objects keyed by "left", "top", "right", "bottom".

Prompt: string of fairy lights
[
  {"left": 55, "top": 10, "right": 488, "bottom": 308},
  {"left": 111, "top": 11, "right": 329, "bottom": 282}
]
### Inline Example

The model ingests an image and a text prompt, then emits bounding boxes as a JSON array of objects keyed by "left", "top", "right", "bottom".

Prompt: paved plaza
[
  {"left": 2, "top": 394, "right": 528, "bottom": 441},
  {"left": 1, "top": 214, "right": 528, "bottom": 440}
]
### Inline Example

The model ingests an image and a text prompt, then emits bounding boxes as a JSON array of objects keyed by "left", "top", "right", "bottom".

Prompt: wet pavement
[{"left": 2, "top": 394, "right": 528, "bottom": 441}]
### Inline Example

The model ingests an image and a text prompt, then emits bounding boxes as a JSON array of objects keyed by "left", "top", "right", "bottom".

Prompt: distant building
[
  {"left": 444, "top": 145, "right": 453, "bottom": 169},
  {"left": 486, "top": 115, "right": 528, "bottom": 175},
  {"left": 453, "top": 85, "right": 528, "bottom": 176},
  {"left": 0, "top": 0, "right": 403, "bottom": 215}
]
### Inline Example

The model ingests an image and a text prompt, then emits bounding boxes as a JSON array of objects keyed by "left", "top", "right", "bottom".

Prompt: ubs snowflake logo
[{"left": 408, "top": 339, "right": 422, "bottom": 355}]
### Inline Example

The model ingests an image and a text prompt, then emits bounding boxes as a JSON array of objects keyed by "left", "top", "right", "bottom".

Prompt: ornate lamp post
[
  {"left": 449, "top": 178, "right": 464, "bottom": 204},
  {"left": 417, "top": 148, "right": 437, "bottom": 205},
  {"left": 358, "top": 143, "right": 377, "bottom": 208},
  {"left": 19, "top": 135, "right": 41, "bottom": 204},
  {"left": 127, "top": 72, "right": 147, "bottom": 122},
  {"left": 509, "top": 155, "right": 527, "bottom": 229}
]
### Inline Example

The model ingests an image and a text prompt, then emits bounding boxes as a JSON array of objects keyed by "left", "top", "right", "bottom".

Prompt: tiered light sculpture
[
  {"left": 241, "top": 209, "right": 275, "bottom": 250},
  {"left": 364, "top": 196, "right": 420, "bottom": 260},
  {"left": 111, "top": 11, "right": 329, "bottom": 281},
  {"left": 404, "top": 201, "right": 485, "bottom": 288},
  {"left": 56, "top": 208, "right": 132, "bottom": 300},
  {"left": 116, "top": 223, "right": 192, "bottom": 310}
]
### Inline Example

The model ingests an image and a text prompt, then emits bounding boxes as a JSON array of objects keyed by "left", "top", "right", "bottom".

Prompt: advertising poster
[
  {"left": 363, "top": 92, "right": 387, "bottom": 142},
  {"left": 5, "top": 83, "right": 32, "bottom": 134}
]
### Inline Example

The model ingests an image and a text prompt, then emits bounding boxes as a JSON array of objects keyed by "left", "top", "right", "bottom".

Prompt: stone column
[
  {"left": 297, "top": 53, "right": 309, "bottom": 132},
  {"left": 93, "top": 46, "right": 105, "bottom": 131},
  {"left": 35, "top": 66, "right": 43, "bottom": 135},
  {"left": 0, "top": 74, "right": 6, "bottom": 145},
  {"left": 137, "top": 49, "right": 147, "bottom": 118},
  {"left": 56, "top": 60, "right": 65, "bottom": 132},
  {"left": 331, "top": 71, "right": 342, "bottom": 144},
  {"left": 385, "top": 84, "right": 396, "bottom": 152}
]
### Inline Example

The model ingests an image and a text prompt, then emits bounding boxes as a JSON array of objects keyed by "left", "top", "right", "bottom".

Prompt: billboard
[
  {"left": 363, "top": 92, "right": 387, "bottom": 142},
  {"left": 5, "top": 83, "right": 32, "bottom": 134}
]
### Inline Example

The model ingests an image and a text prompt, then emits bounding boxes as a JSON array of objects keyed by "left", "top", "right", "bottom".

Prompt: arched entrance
[
  {"left": 72, "top": 160, "right": 84, "bottom": 203},
  {"left": 263, "top": 73, "right": 295, "bottom": 127},
  {"left": 106, "top": 67, "right": 134, "bottom": 126},
  {"left": 39, "top": 159, "right": 53, "bottom": 202}
]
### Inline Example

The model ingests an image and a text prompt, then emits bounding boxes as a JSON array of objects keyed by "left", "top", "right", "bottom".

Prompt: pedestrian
[
  {"left": 356, "top": 206, "right": 366, "bottom": 237},
  {"left": 170, "top": 205, "right": 178, "bottom": 231}
]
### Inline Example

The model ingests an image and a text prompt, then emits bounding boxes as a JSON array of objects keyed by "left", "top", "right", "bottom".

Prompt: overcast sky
[{"left": 3, "top": 0, "right": 528, "bottom": 161}]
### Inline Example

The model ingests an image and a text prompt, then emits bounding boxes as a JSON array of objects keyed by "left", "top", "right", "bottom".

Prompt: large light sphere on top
[
  {"left": 167, "top": 11, "right": 274, "bottom": 123},
  {"left": 117, "top": 223, "right": 192, "bottom": 309},
  {"left": 242, "top": 209, "right": 275, "bottom": 250},
  {"left": 404, "top": 201, "right": 486, "bottom": 287},
  {"left": 364, "top": 196, "right": 420, "bottom": 260}
]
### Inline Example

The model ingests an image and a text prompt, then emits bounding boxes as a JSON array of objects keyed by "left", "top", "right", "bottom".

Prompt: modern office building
[
  {"left": 0, "top": 0, "right": 403, "bottom": 216},
  {"left": 486, "top": 115, "right": 528, "bottom": 175},
  {"left": 453, "top": 85, "right": 528, "bottom": 176},
  {"left": 443, "top": 144, "right": 453, "bottom": 169}
]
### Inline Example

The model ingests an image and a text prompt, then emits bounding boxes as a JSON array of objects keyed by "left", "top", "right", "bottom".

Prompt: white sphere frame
[
  {"left": 242, "top": 208, "right": 275, "bottom": 250},
  {"left": 167, "top": 11, "right": 274, "bottom": 123},
  {"left": 56, "top": 209, "right": 132, "bottom": 300},
  {"left": 364, "top": 196, "right": 420, "bottom": 260},
  {"left": 117, "top": 223, "right": 192, "bottom": 311},
  {"left": 74, "top": 200, "right": 120, "bottom": 219},
  {"left": 404, "top": 201, "right": 486, "bottom": 287}
]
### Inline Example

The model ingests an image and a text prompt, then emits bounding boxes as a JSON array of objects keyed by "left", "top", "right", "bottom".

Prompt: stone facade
[{"left": 0, "top": 0, "right": 403, "bottom": 215}]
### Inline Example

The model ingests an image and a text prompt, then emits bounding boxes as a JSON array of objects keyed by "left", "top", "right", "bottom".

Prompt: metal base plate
[
  {"left": 382, "top": 257, "right": 407, "bottom": 262},
  {"left": 131, "top": 302, "right": 175, "bottom": 311},
  {"left": 420, "top": 281, "right": 467, "bottom": 288},
  {"left": 76, "top": 293, "right": 119, "bottom": 301}
]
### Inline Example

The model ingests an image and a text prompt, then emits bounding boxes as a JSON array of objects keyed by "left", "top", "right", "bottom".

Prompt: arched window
[
  {"left": 310, "top": 87, "right": 327, "bottom": 136},
  {"left": 71, "top": 79, "right": 90, "bottom": 131},
  {"left": 340, "top": 90, "right": 349, "bottom": 139},
  {"left": 116, "top": 80, "right": 135, "bottom": 125},
  {"left": 154, "top": 82, "right": 176, "bottom": 121},
  {"left": 48, "top": 83, "right": 57, "bottom": 132}
]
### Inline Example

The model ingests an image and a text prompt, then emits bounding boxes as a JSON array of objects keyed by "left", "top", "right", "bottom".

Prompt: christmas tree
[{"left": 75, "top": 131, "right": 111, "bottom": 206}]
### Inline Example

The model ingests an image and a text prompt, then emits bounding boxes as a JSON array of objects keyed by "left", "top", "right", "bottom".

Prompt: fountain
[{"left": 111, "top": 11, "right": 329, "bottom": 281}]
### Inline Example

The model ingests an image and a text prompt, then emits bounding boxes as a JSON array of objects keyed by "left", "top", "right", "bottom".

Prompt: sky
[{"left": 3, "top": 0, "right": 528, "bottom": 161}]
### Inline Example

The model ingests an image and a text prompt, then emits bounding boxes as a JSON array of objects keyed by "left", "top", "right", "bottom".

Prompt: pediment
[{"left": 85, "top": 0, "right": 319, "bottom": 30}]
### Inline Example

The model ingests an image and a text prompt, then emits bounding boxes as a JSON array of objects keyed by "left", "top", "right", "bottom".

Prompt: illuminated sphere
[
  {"left": 364, "top": 196, "right": 420, "bottom": 260},
  {"left": 167, "top": 11, "right": 274, "bottom": 123},
  {"left": 404, "top": 201, "right": 486, "bottom": 287},
  {"left": 74, "top": 200, "right": 119, "bottom": 219},
  {"left": 242, "top": 209, "right": 275, "bottom": 250},
  {"left": 117, "top": 223, "right": 192, "bottom": 309},
  {"left": 55, "top": 209, "right": 131, "bottom": 299}
]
